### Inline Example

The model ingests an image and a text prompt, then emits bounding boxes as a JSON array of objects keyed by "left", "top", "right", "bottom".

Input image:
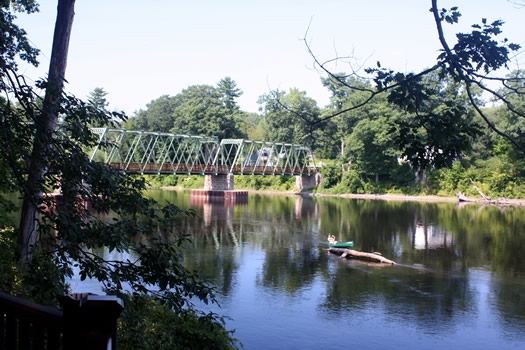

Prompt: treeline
[{"left": 122, "top": 70, "right": 525, "bottom": 198}]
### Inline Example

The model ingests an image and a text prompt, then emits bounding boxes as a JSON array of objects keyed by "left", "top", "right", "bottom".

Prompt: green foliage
[
  {"left": 132, "top": 95, "right": 178, "bottom": 131},
  {"left": 0, "top": 0, "right": 39, "bottom": 70},
  {"left": 0, "top": 227, "right": 18, "bottom": 292},
  {"left": 345, "top": 116, "right": 398, "bottom": 181},
  {"left": 87, "top": 87, "right": 109, "bottom": 111},
  {"left": 129, "top": 78, "right": 245, "bottom": 140},
  {"left": 118, "top": 295, "right": 238, "bottom": 350},
  {"left": 217, "top": 77, "right": 242, "bottom": 112},
  {"left": 177, "top": 176, "right": 205, "bottom": 189},
  {"left": 145, "top": 175, "right": 179, "bottom": 188},
  {"left": 0, "top": 227, "right": 65, "bottom": 305},
  {"left": 318, "top": 162, "right": 341, "bottom": 190},
  {"left": 235, "top": 175, "right": 295, "bottom": 191},
  {"left": 257, "top": 88, "right": 320, "bottom": 147},
  {"left": 340, "top": 169, "right": 365, "bottom": 193}
]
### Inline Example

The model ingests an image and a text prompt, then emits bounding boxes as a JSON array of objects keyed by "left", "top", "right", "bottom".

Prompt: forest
[{"left": 124, "top": 69, "right": 525, "bottom": 199}]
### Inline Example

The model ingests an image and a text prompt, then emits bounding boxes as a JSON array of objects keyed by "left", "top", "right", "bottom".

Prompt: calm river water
[{"left": 73, "top": 190, "right": 525, "bottom": 350}]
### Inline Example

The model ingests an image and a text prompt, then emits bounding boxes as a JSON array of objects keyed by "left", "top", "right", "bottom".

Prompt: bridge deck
[{"left": 110, "top": 163, "right": 317, "bottom": 176}]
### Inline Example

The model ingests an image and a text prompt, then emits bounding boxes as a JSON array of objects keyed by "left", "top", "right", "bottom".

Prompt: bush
[
  {"left": 340, "top": 170, "right": 364, "bottom": 193},
  {"left": 0, "top": 227, "right": 17, "bottom": 292},
  {"left": 235, "top": 175, "right": 295, "bottom": 191},
  {"left": 118, "top": 295, "right": 239, "bottom": 350},
  {"left": 318, "top": 162, "right": 341, "bottom": 189}
]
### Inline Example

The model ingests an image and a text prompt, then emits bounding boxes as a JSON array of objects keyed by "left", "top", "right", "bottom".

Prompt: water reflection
[{"left": 144, "top": 190, "right": 525, "bottom": 349}]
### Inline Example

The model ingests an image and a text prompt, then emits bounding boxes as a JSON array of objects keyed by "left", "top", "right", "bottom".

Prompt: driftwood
[
  {"left": 457, "top": 192, "right": 525, "bottom": 206},
  {"left": 469, "top": 178, "right": 491, "bottom": 201},
  {"left": 329, "top": 248, "right": 396, "bottom": 265},
  {"left": 456, "top": 179, "right": 525, "bottom": 207}
]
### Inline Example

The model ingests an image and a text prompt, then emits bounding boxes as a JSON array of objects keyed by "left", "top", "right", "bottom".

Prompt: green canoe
[{"left": 328, "top": 241, "right": 354, "bottom": 248}]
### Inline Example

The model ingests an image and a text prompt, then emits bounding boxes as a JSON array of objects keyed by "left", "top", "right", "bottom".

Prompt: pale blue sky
[{"left": 15, "top": 0, "right": 524, "bottom": 115}]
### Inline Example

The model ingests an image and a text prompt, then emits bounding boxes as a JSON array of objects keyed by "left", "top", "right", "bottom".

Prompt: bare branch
[{"left": 465, "top": 83, "right": 525, "bottom": 152}]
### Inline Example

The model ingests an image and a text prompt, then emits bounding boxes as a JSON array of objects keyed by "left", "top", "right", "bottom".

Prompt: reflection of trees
[
  {"left": 247, "top": 195, "right": 325, "bottom": 295},
  {"left": 143, "top": 190, "right": 525, "bottom": 333},
  {"left": 316, "top": 198, "right": 525, "bottom": 331},
  {"left": 317, "top": 199, "right": 525, "bottom": 274},
  {"left": 491, "top": 277, "right": 525, "bottom": 340},
  {"left": 259, "top": 244, "right": 327, "bottom": 294},
  {"left": 321, "top": 264, "right": 475, "bottom": 332}
]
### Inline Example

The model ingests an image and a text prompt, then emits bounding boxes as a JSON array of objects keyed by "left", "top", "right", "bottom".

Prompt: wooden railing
[{"left": 0, "top": 292, "right": 123, "bottom": 350}]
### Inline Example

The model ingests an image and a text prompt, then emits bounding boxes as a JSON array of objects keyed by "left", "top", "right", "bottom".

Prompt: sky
[{"left": 15, "top": 0, "right": 524, "bottom": 116}]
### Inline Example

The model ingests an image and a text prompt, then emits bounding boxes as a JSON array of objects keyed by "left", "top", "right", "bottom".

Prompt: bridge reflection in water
[{"left": 187, "top": 194, "right": 320, "bottom": 251}]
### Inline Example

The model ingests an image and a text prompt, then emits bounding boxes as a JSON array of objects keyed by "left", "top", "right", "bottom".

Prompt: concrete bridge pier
[
  {"left": 191, "top": 174, "right": 248, "bottom": 203},
  {"left": 295, "top": 174, "right": 319, "bottom": 192},
  {"left": 204, "top": 174, "right": 234, "bottom": 191}
]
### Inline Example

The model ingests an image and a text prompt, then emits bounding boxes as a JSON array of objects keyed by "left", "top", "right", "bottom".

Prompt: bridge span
[{"left": 89, "top": 128, "right": 320, "bottom": 193}]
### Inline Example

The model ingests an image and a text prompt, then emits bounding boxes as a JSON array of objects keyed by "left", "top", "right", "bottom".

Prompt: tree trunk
[{"left": 18, "top": 0, "right": 76, "bottom": 264}]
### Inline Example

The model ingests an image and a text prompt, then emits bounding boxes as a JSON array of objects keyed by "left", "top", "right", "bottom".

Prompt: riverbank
[
  {"left": 159, "top": 185, "right": 458, "bottom": 203},
  {"left": 310, "top": 192, "right": 459, "bottom": 203},
  {"left": 159, "top": 185, "right": 525, "bottom": 206}
]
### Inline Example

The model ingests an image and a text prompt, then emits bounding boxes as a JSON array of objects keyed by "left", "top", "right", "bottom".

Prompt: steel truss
[
  {"left": 90, "top": 128, "right": 317, "bottom": 176},
  {"left": 215, "top": 139, "right": 317, "bottom": 175}
]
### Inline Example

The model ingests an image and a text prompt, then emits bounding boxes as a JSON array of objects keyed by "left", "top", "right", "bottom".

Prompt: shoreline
[
  {"left": 156, "top": 186, "right": 525, "bottom": 205},
  {"left": 157, "top": 186, "right": 458, "bottom": 203}
]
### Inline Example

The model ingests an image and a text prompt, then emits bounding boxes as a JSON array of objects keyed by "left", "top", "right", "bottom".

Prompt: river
[{"left": 70, "top": 190, "right": 525, "bottom": 350}]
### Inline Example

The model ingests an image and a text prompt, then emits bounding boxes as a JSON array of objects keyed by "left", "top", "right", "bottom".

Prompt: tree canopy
[{"left": 130, "top": 79, "right": 246, "bottom": 139}]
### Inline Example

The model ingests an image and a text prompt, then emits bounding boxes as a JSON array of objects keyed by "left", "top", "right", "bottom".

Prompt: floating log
[{"left": 329, "top": 248, "right": 396, "bottom": 265}]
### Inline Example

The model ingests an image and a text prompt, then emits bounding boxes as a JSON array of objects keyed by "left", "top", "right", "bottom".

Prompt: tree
[
  {"left": 171, "top": 84, "right": 242, "bottom": 139},
  {"left": 17, "top": 0, "right": 76, "bottom": 264},
  {"left": 87, "top": 87, "right": 109, "bottom": 111},
  {"left": 131, "top": 94, "right": 178, "bottom": 132},
  {"left": 129, "top": 79, "right": 246, "bottom": 140},
  {"left": 217, "top": 76, "right": 242, "bottom": 112},
  {"left": 393, "top": 69, "right": 482, "bottom": 171},
  {"left": 0, "top": 3, "right": 238, "bottom": 347},
  {"left": 258, "top": 88, "right": 320, "bottom": 147},
  {"left": 346, "top": 117, "right": 399, "bottom": 183},
  {"left": 305, "top": 0, "right": 523, "bottom": 165},
  {"left": 321, "top": 74, "right": 385, "bottom": 158}
]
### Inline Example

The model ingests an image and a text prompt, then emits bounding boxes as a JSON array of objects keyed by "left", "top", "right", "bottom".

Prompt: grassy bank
[{"left": 144, "top": 174, "right": 297, "bottom": 192}]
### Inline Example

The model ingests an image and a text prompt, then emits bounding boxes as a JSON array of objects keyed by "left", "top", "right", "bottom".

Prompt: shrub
[
  {"left": 118, "top": 295, "right": 238, "bottom": 350},
  {"left": 318, "top": 162, "right": 341, "bottom": 189}
]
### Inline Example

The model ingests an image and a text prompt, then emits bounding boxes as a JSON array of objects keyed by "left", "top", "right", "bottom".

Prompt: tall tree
[
  {"left": 258, "top": 88, "right": 320, "bottom": 147},
  {"left": 18, "top": 0, "right": 76, "bottom": 263},
  {"left": 131, "top": 94, "right": 178, "bottom": 132},
  {"left": 345, "top": 116, "right": 399, "bottom": 183},
  {"left": 321, "top": 75, "right": 377, "bottom": 158},
  {"left": 217, "top": 76, "right": 242, "bottom": 112},
  {"left": 87, "top": 87, "right": 109, "bottom": 111},
  {"left": 171, "top": 84, "right": 240, "bottom": 138},
  {"left": 129, "top": 79, "right": 246, "bottom": 139}
]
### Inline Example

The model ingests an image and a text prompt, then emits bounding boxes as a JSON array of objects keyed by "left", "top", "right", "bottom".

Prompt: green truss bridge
[{"left": 89, "top": 128, "right": 320, "bottom": 193}]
